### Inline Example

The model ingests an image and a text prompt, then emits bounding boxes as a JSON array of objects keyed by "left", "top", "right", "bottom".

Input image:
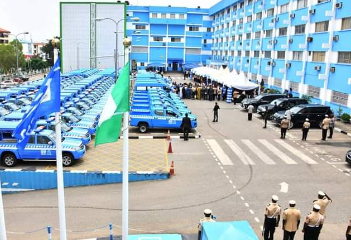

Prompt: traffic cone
[
  {"left": 170, "top": 161, "right": 175, "bottom": 175},
  {"left": 167, "top": 141, "right": 173, "bottom": 153},
  {"left": 167, "top": 129, "right": 171, "bottom": 141}
]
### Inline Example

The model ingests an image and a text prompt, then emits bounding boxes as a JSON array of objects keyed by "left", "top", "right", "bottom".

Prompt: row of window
[
  {"left": 151, "top": 13, "right": 185, "bottom": 19},
  {"left": 212, "top": 51, "right": 351, "bottom": 64},
  {"left": 134, "top": 25, "right": 211, "bottom": 32}
]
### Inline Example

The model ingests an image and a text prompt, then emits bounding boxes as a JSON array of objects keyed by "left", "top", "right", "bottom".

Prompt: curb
[
  {"left": 119, "top": 134, "right": 201, "bottom": 140},
  {"left": 334, "top": 127, "right": 351, "bottom": 138}
]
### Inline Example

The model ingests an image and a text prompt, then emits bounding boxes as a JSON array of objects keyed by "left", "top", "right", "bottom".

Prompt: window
[
  {"left": 238, "top": 51, "right": 242, "bottom": 56},
  {"left": 255, "top": 31, "right": 261, "bottom": 38},
  {"left": 28, "top": 136, "right": 35, "bottom": 144},
  {"left": 274, "top": 78, "right": 282, "bottom": 88},
  {"left": 290, "top": 82, "right": 299, "bottom": 92},
  {"left": 171, "top": 37, "right": 181, "bottom": 42},
  {"left": 155, "top": 110, "right": 163, "bottom": 116},
  {"left": 338, "top": 52, "right": 351, "bottom": 64},
  {"left": 280, "top": 3, "right": 289, "bottom": 13},
  {"left": 238, "top": 34, "right": 242, "bottom": 40},
  {"left": 297, "top": 0, "right": 307, "bottom": 9},
  {"left": 264, "top": 51, "right": 271, "bottom": 58},
  {"left": 240, "top": 2, "right": 244, "bottom": 8},
  {"left": 135, "top": 25, "right": 146, "bottom": 30},
  {"left": 140, "top": 62, "right": 145, "bottom": 66},
  {"left": 232, "top": 20, "right": 236, "bottom": 26},
  {"left": 246, "top": 33, "right": 251, "bottom": 39},
  {"left": 266, "top": 30, "right": 273, "bottom": 37},
  {"left": 179, "top": 14, "right": 185, "bottom": 19},
  {"left": 332, "top": 91, "right": 349, "bottom": 106},
  {"left": 152, "top": 13, "right": 157, "bottom": 18},
  {"left": 312, "top": 51, "right": 326, "bottom": 62},
  {"left": 231, "top": 50, "right": 235, "bottom": 56},
  {"left": 318, "top": 0, "right": 328, "bottom": 3},
  {"left": 153, "top": 37, "right": 163, "bottom": 42},
  {"left": 161, "top": 13, "right": 166, "bottom": 18},
  {"left": 295, "top": 24, "right": 305, "bottom": 34},
  {"left": 341, "top": 17, "right": 351, "bottom": 30},
  {"left": 277, "top": 51, "right": 285, "bottom": 59},
  {"left": 293, "top": 51, "right": 303, "bottom": 61},
  {"left": 315, "top": 21, "right": 329, "bottom": 32},
  {"left": 254, "top": 51, "right": 259, "bottom": 58},
  {"left": 170, "top": 14, "right": 175, "bottom": 19},
  {"left": 227, "top": 9, "right": 230, "bottom": 14},
  {"left": 245, "top": 51, "right": 250, "bottom": 57},
  {"left": 189, "top": 26, "right": 199, "bottom": 32},
  {"left": 247, "top": 16, "right": 252, "bottom": 22},
  {"left": 267, "top": 8, "right": 274, "bottom": 17},
  {"left": 308, "top": 86, "right": 320, "bottom": 98},
  {"left": 256, "top": 12, "right": 262, "bottom": 20},
  {"left": 37, "top": 136, "right": 50, "bottom": 144},
  {"left": 279, "top": 27, "right": 287, "bottom": 36},
  {"left": 248, "top": 0, "right": 253, "bottom": 4},
  {"left": 239, "top": 18, "right": 243, "bottom": 24},
  {"left": 207, "top": 28, "right": 212, "bottom": 32}
]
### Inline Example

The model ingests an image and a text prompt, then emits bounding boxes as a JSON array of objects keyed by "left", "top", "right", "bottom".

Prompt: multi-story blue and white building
[
  {"left": 127, "top": 6, "right": 213, "bottom": 71},
  {"left": 209, "top": 0, "right": 351, "bottom": 114}
]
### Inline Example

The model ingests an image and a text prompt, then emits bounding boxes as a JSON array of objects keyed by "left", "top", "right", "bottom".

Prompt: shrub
[{"left": 341, "top": 113, "right": 350, "bottom": 122}]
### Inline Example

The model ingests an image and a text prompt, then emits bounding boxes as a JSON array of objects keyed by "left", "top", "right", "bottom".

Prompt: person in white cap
[
  {"left": 313, "top": 191, "right": 332, "bottom": 218},
  {"left": 283, "top": 200, "right": 301, "bottom": 240},
  {"left": 302, "top": 204, "right": 324, "bottom": 240},
  {"left": 302, "top": 118, "right": 310, "bottom": 141},
  {"left": 321, "top": 115, "right": 330, "bottom": 141},
  {"left": 198, "top": 209, "right": 215, "bottom": 240},
  {"left": 263, "top": 195, "right": 281, "bottom": 240}
]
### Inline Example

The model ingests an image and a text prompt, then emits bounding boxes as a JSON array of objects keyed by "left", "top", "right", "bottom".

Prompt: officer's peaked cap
[
  {"left": 289, "top": 200, "right": 296, "bottom": 205},
  {"left": 313, "top": 204, "right": 321, "bottom": 211},
  {"left": 305, "top": 118, "right": 309, "bottom": 121},
  {"left": 318, "top": 191, "right": 325, "bottom": 196},
  {"left": 272, "top": 195, "right": 279, "bottom": 201},
  {"left": 204, "top": 209, "right": 212, "bottom": 215}
]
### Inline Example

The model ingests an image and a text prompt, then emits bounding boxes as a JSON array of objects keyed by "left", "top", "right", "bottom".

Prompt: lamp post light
[
  {"left": 10, "top": 32, "right": 29, "bottom": 75},
  {"left": 95, "top": 17, "right": 139, "bottom": 82}
]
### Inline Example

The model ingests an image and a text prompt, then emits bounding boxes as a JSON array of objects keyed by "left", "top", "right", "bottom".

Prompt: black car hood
[
  {"left": 242, "top": 98, "right": 258, "bottom": 104},
  {"left": 258, "top": 104, "right": 274, "bottom": 110}
]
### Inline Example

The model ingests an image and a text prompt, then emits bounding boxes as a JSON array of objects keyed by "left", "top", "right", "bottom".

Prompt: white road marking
[
  {"left": 226, "top": 175, "right": 229, "bottom": 179},
  {"left": 223, "top": 170, "right": 226, "bottom": 174},
  {"left": 249, "top": 209, "right": 255, "bottom": 214},
  {"left": 258, "top": 139, "right": 297, "bottom": 165},
  {"left": 255, "top": 217, "right": 260, "bottom": 222},
  {"left": 229, "top": 180, "right": 233, "bottom": 184},
  {"left": 224, "top": 139, "right": 255, "bottom": 165},
  {"left": 236, "top": 191, "right": 241, "bottom": 194},
  {"left": 242, "top": 139, "right": 275, "bottom": 165},
  {"left": 245, "top": 203, "right": 250, "bottom": 207},
  {"left": 279, "top": 182, "right": 289, "bottom": 193},
  {"left": 274, "top": 139, "right": 318, "bottom": 164},
  {"left": 233, "top": 185, "right": 236, "bottom": 189},
  {"left": 240, "top": 196, "right": 245, "bottom": 200},
  {"left": 206, "top": 139, "right": 234, "bottom": 165}
]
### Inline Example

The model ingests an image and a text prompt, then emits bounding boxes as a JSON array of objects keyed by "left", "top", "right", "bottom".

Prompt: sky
[{"left": 0, "top": 0, "right": 219, "bottom": 43}]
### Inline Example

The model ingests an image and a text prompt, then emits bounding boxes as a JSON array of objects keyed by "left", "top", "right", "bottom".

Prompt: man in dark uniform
[
  {"left": 213, "top": 102, "right": 220, "bottom": 122},
  {"left": 302, "top": 204, "right": 324, "bottom": 240},
  {"left": 263, "top": 106, "right": 269, "bottom": 128},
  {"left": 263, "top": 195, "right": 281, "bottom": 240},
  {"left": 180, "top": 113, "right": 191, "bottom": 141}
]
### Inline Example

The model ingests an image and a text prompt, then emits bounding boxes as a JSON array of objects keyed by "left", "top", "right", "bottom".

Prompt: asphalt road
[{"left": 1, "top": 98, "right": 351, "bottom": 240}]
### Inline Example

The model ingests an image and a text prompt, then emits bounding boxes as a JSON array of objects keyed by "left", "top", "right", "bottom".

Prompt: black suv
[
  {"left": 272, "top": 104, "right": 333, "bottom": 128},
  {"left": 241, "top": 94, "right": 287, "bottom": 110},
  {"left": 346, "top": 150, "right": 351, "bottom": 164},
  {"left": 257, "top": 98, "right": 309, "bottom": 117}
]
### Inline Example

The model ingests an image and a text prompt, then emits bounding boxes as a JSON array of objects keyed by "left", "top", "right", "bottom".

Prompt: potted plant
[{"left": 341, "top": 113, "right": 350, "bottom": 123}]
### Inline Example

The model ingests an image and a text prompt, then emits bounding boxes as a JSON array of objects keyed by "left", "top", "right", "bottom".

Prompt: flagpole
[
  {"left": 55, "top": 112, "right": 67, "bottom": 240},
  {"left": 0, "top": 175, "right": 7, "bottom": 240},
  {"left": 122, "top": 38, "right": 131, "bottom": 240}
]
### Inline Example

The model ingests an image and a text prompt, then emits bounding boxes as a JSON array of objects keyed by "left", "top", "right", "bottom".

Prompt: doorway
[{"left": 172, "top": 62, "right": 178, "bottom": 71}]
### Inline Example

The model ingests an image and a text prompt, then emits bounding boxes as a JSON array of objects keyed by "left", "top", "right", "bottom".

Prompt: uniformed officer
[
  {"left": 302, "top": 204, "right": 324, "bottom": 240},
  {"left": 313, "top": 191, "right": 332, "bottom": 218},
  {"left": 302, "top": 118, "right": 310, "bottom": 141},
  {"left": 346, "top": 217, "right": 351, "bottom": 240},
  {"left": 198, "top": 209, "right": 215, "bottom": 240},
  {"left": 321, "top": 115, "right": 330, "bottom": 141},
  {"left": 283, "top": 200, "right": 301, "bottom": 240},
  {"left": 263, "top": 195, "right": 281, "bottom": 240},
  {"left": 280, "top": 117, "right": 289, "bottom": 139}
]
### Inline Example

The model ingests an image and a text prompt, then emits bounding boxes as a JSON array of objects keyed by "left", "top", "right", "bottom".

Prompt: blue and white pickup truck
[
  {"left": 0, "top": 122, "right": 86, "bottom": 167},
  {"left": 60, "top": 112, "right": 97, "bottom": 135},
  {"left": 130, "top": 106, "right": 197, "bottom": 133}
]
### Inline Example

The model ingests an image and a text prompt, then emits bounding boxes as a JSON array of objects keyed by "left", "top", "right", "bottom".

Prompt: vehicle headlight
[{"left": 74, "top": 146, "right": 81, "bottom": 151}]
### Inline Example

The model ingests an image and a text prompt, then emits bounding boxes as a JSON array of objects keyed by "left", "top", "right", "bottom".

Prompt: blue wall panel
[
  {"left": 133, "top": 12, "right": 149, "bottom": 22},
  {"left": 310, "top": 1, "right": 332, "bottom": 23},
  {"left": 168, "top": 25, "right": 185, "bottom": 35},
  {"left": 260, "top": 59, "right": 271, "bottom": 76},
  {"left": 291, "top": 8, "right": 308, "bottom": 26},
  {"left": 261, "top": 38, "right": 272, "bottom": 51},
  {"left": 150, "top": 24, "right": 167, "bottom": 35},
  {"left": 185, "top": 54, "right": 202, "bottom": 63},
  {"left": 272, "top": 60, "right": 285, "bottom": 79},
  {"left": 185, "top": 37, "right": 202, "bottom": 47},
  {"left": 335, "top": 0, "right": 351, "bottom": 19},
  {"left": 275, "top": 13, "right": 289, "bottom": 28},
  {"left": 289, "top": 34, "right": 306, "bottom": 51},
  {"left": 167, "top": 48, "right": 184, "bottom": 60},
  {"left": 308, "top": 32, "right": 330, "bottom": 51},
  {"left": 263, "top": 16, "right": 274, "bottom": 30},
  {"left": 187, "top": 14, "right": 203, "bottom": 25},
  {"left": 275, "top": 36, "right": 287, "bottom": 51},
  {"left": 332, "top": 30, "right": 351, "bottom": 51},
  {"left": 328, "top": 64, "right": 351, "bottom": 94},
  {"left": 254, "top": 0, "right": 263, "bottom": 14},
  {"left": 304, "top": 62, "right": 326, "bottom": 88},
  {"left": 149, "top": 47, "right": 166, "bottom": 62},
  {"left": 286, "top": 60, "right": 303, "bottom": 83},
  {"left": 131, "top": 53, "right": 148, "bottom": 62}
]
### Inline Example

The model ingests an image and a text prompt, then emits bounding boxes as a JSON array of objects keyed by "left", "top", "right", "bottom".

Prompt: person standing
[
  {"left": 217, "top": 86, "right": 221, "bottom": 101},
  {"left": 183, "top": 71, "right": 186, "bottom": 80},
  {"left": 321, "top": 115, "right": 330, "bottom": 141},
  {"left": 263, "top": 195, "right": 281, "bottom": 240},
  {"left": 180, "top": 113, "right": 191, "bottom": 141},
  {"left": 285, "top": 108, "right": 292, "bottom": 130},
  {"left": 288, "top": 88, "right": 293, "bottom": 98},
  {"left": 273, "top": 102, "right": 278, "bottom": 115},
  {"left": 212, "top": 102, "right": 220, "bottom": 122},
  {"left": 302, "top": 205, "right": 324, "bottom": 240},
  {"left": 328, "top": 114, "right": 335, "bottom": 139},
  {"left": 248, "top": 104, "right": 254, "bottom": 121},
  {"left": 263, "top": 106, "right": 269, "bottom": 128},
  {"left": 283, "top": 200, "right": 301, "bottom": 240},
  {"left": 198, "top": 209, "right": 215, "bottom": 240},
  {"left": 346, "top": 217, "right": 351, "bottom": 240},
  {"left": 302, "top": 118, "right": 310, "bottom": 141},
  {"left": 280, "top": 117, "right": 289, "bottom": 139},
  {"left": 313, "top": 191, "right": 332, "bottom": 219}
]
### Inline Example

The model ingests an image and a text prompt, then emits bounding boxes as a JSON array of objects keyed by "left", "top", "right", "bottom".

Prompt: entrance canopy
[
  {"left": 202, "top": 221, "right": 258, "bottom": 240},
  {"left": 147, "top": 62, "right": 166, "bottom": 68}
]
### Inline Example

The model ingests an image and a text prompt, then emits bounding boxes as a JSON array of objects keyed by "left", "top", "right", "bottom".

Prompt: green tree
[
  {"left": 30, "top": 56, "right": 47, "bottom": 70},
  {"left": 0, "top": 44, "right": 16, "bottom": 74},
  {"left": 10, "top": 39, "right": 26, "bottom": 70},
  {"left": 42, "top": 37, "right": 60, "bottom": 67}
]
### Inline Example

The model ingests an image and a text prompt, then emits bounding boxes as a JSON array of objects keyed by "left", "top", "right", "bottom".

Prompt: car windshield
[
  {"left": 20, "top": 99, "right": 31, "bottom": 105},
  {"left": 271, "top": 99, "right": 283, "bottom": 105},
  {"left": 290, "top": 106, "right": 303, "bottom": 114},
  {"left": 72, "top": 108, "right": 83, "bottom": 116},
  {"left": 61, "top": 122, "right": 72, "bottom": 132},
  {"left": 8, "top": 103, "right": 19, "bottom": 110},
  {"left": 254, "top": 95, "right": 264, "bottom": 100},
  {"left": 79, "top": 102, "right": 90, "bottom": 110},
  {"left": 69, "top": 114, "right": 80, "bottom": 122},
  {"left": 48, "top": 132, "right": 57, "bottom": 143},
  {"left": 0, "top": 109, "right": 9, "bottom": 116}
]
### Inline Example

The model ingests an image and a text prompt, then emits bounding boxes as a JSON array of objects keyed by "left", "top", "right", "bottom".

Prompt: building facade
[
  {"left": 209, "top": 0, "right": 351, "bottom": 114},
  {"left": 33, "top": 42, "right": 46, "bottom": 59},
  {"left": 127, "top": 6, "right": 213, "bottom": 71},
  {"left": 0, "top": 28, "right": 11, "bottom": 44}
]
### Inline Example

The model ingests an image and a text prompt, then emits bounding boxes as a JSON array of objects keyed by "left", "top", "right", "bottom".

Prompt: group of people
[
  {"left": 173, "top": 82, "right": 225, "bottom": 101},
  {"left": 263, "top": 191, "right": 333, "bottom": 240}
]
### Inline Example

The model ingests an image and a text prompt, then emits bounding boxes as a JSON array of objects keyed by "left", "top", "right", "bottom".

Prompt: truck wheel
[
  {"left": 138, "top": 123, "right": 148, "bottom": 133},
  {"left": 2, "top": 153, "right": 17, "bottom": 167},
  {"left": 62, "top": 153, "right": 74, "bottom": 167}
]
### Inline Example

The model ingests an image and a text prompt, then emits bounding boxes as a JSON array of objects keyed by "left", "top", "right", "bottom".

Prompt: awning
[{"left": 147, "top": 62, "right": 166, "bottom": 67}]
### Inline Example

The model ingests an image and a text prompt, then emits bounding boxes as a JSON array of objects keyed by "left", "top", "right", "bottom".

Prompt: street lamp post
[
  {"left": 10, "top": 32, "right": 29, "bottom": 75},
  {"left": 95, "top": 17, "right": 139, "bottom": 82}
]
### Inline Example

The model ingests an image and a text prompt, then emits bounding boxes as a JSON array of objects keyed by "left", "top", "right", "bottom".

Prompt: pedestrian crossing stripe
[{"left": 207, "top": 138, "right": 319, "bottom": 166}]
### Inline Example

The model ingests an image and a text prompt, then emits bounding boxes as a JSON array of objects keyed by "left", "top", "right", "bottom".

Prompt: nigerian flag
[{"left": 95, "top": 62, "right": 130, "bottom": 146}]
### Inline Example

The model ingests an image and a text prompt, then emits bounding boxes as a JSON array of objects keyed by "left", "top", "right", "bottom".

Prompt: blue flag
[{"left": 13, "top": 58, "right": 61, "bottom": 149}]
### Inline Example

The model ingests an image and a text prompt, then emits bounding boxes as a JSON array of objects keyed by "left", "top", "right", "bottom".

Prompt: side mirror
[{"left": 48, "top": 141, "right": 53, "bottom": 145}]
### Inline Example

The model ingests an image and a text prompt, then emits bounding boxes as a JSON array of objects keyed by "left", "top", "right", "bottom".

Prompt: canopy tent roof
[
  {"left": 183, "top": 63, "right": 201, "bottom": 70},
  {"left": 202, "top": 221, "right": 258, "bottom": 240}
]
